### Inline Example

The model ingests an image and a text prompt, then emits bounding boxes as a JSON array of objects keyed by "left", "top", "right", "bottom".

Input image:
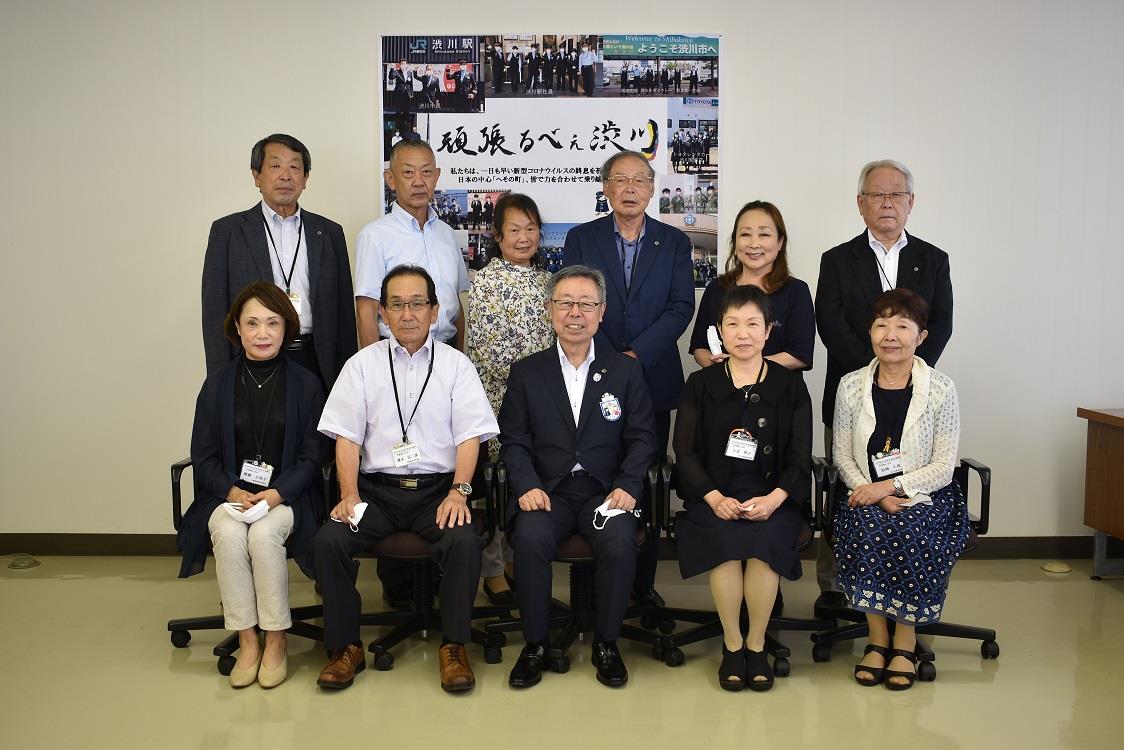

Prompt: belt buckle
[{"left": 400, "top": 478, "right": 419, "bottom": 489}]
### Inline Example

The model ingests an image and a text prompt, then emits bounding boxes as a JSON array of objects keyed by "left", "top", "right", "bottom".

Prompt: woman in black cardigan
[
  {"left": 674, "top": 284, "right": 812, "bottom": 691},
  {"left": 177, "top": 282, "right": 329, "bottom": 688}
]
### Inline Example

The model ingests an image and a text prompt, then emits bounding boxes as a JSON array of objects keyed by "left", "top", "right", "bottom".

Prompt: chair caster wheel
[
  {"left": 917, "top": 661, "right": 936, "bottom": 682},
  {"left": 663, "top": 648, "right": 685, "bottom": 667},
  {"left": 374, "top": 652, "right": 395, "bottom": 671},
  {"left": 217, "top": 655, "right": 236, "bottom": 676},
  {"left": 550, "top": 655, "right": 570, "bottom": 673},
  {"left": 773, "top": 657, "right": 790, "bottom": 677},
  {"left": 657, "top": 620, "right": 675, "bottom": 635},
  {"left": 492, "top": 632, "right": 508, "bottom": 648},
  {"left": 170, "top": 630, "right": 191, "bottom": 648},
  {"left": 640, "top": 615, "right": 658, "bottom": 630},
  {"left": 484, "top": 646, "right": 503, "bottom": 664},
  {"left": 812, "top": 643, "right": 832, "bottom": 662},
  {"left": 981, "top": 640, "right": 1000, "bottom": 659}
]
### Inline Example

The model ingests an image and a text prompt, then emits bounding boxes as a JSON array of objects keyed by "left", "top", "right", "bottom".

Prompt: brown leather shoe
[
  {"left": 317, "top": 644, "right": 366, "bottom": 689},
  {"left": 438, "top": 643, "right": 476, "bottom": 693}
]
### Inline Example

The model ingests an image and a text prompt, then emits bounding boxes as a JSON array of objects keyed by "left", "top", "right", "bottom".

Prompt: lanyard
[
  {"left": 262, "top": 213, "right": 303, "bottom": 294},
  {"left": 725, "top": 357, "right": 766, "bottom": 427},
  {"left": 388, "top": 343, "right": 435, "bottom": 443},
  {"left": 874, "top": 249, "right": 895, "bottom": 290},
  {"left": 240, "top": 361, "right": 282, "bottom": 463}
]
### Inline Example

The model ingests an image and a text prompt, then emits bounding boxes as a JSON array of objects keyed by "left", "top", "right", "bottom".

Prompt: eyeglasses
[
  {"left": 550, "top": 299, "right": 602, "bottom": 312},
  {"left": 607, "top": 175, "right": 654, "bottom": 188},
  {"left": 384, "top": 300, "right": 432, "bottom": 311},
  {"left": 861, "top": 191, "right": 911, "bottom": 203}
]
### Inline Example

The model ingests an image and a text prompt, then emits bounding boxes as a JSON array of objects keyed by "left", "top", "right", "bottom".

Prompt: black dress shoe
[
  {"left": 591, "top": 641, "right": 628, "bottom": 687},
  {"left": 630, "top": 586, "right": 665, "bottom": 609},
  {"left": 508, "top": 644, "right": 546, "bottom": 688},
  {"left": 382, "top": 583, "right": 413, "bottom": 612},
  {"left": 813, "top": 591, "right": 849, "bottom": 618},
  {"left": 483, "top": 579, "right": 518, "bottom": 609}
]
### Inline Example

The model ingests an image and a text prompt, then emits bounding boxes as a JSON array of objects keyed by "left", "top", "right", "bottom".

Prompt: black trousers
[
  {"left": 632, "top": 408, "right": 670, "bottom": 591},
  {"left": 511, "top": 474, "right": 638, "bottom": 644},
  {"left": 313, "top": 474, "right": 484, "bottom": 649},
  {"left": 581, "top": 65, "right": 595, "bottom": 96}
]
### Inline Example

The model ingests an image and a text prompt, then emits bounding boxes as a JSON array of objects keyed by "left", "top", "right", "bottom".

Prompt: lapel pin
[
  {"left": 593, "top": 373, "right": 602, "bottom": 382},
  {"left": 317, "top": 230, "right": 323, "bottom": 235},
  {"left": 914, "top": 266, "right": 919, "bottom": 271},
  {"left": 654, "top": 240, "right": 660, "bottom": 246}
]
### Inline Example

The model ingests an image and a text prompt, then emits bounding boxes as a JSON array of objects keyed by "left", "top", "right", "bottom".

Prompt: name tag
[
  {"left": 392, "top": 441, "right": 422, "bottom": 468},
  {"left": 725, "top": 429, "right": 758, "bottom": 461},
  {"left": 288, "top": 292, "right": 302, "bottom": 315},
  {"left": 240, "top": 459, "right": 273, "bottom": 486},
  {"left": 871, "top": 449, "right": 903, "bottom": 478}
]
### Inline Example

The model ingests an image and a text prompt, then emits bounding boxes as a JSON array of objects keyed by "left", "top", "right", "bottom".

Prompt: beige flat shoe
[
  {"left": 258, "top": 653, "right": 288, "bottom": 689},
  {"left": 229, "top": 651, "right": 262, "bottom": 688}
]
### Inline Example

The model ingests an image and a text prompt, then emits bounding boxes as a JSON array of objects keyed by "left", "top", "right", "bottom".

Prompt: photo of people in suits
[
  {"left": 381, "top": 61, "right": 483, "bottom": 115},
  {"left": 482, "top": 35, "right": 602, "bottom": 98},
  {"left": 667, "top": 98, "right": 718, "bottom": 178}
]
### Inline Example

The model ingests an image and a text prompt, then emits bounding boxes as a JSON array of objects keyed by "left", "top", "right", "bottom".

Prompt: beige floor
[{"left": 1, "top": 556, "right": 1122, "bottom": 750}]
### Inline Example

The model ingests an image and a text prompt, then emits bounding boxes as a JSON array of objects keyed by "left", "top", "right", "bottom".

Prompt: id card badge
[
  {"left": 391, "top": 441, "right": 421, "bottom": 468},
  {"left": 725, "top": 428, "right": 758, "bottom": 461},
  {"left": 871, "top": 448, "right": 903, "bottom": 478},
  {"left": 240, "top": 459, "right": 274, "bottom": 486},
  {"left": 287, "top": 292, "right": 302, "bottom": 315}
]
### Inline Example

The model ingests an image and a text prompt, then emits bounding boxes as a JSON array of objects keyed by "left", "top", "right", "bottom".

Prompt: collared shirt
[
  {"left": 867, "top": 229, "right": 909, "bottom": 291},
  {"left": 354, "top": 202, "right": 470, "bottom": 343},
  {"left": 318, "top": 335, "right": 498, "bottom": 475},
  {"left": 579, "top": 50, "right": 596, "bottom": 67},
  {"left": 558, "top": 339, "right": 595, "bottom": 472},
  {"left": 261, "top": 202, "right": 312, "bottom": 334},
  {"left": 613, "top": 215, "right": 646, "bottom": 293}
]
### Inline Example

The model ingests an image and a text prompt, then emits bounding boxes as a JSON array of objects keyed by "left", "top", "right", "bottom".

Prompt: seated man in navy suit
[
  {"left": 499, "top": 265, "right": 656, "bottom": 689},
  {"left": 562, "top": 150, "right": 695, "bottom": 609}
]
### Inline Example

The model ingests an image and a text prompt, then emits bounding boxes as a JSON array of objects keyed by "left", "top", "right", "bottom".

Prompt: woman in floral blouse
[{"left": 467, "top": 193, "right": 555, "bottom": 606}]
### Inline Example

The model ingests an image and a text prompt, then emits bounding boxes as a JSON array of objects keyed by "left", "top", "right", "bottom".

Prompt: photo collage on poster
[{"left": 381, "top": 34, "right": 720, "bottom": 286}]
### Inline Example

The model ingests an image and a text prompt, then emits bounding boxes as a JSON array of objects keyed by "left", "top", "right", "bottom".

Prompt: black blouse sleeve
[
  {"left": 672, "top": 372, "right": 719, "bottom": 501},
  {"left": 776, "top": 375, "right": 813, "bottom": 505},
  {"left": 781, "top": 278, "right": 816, "bottom": 370}
]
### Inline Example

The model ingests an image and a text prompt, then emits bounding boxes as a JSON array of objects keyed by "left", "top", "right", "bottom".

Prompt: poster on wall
[{"left": 380, "top": 34, "right": 720, "bottom": 287}]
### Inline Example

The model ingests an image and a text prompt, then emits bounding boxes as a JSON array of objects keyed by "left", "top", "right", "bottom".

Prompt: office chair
[
  {"left": 481, "top": 462, "right": 669, "bottom": 671},
  {"left": 643, "top": 459, "right": 836, "bottom": 676},
  {"left": 809, "top": 458, "right": 1000, "bottom": 681},
  {"left": 166, "top": 457, "right": 329, "bottom": 675}
]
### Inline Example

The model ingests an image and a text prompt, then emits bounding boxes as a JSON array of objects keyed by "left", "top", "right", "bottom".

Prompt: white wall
[{"left": 2, "top": 0, "right": 1121, "bottom": 536}]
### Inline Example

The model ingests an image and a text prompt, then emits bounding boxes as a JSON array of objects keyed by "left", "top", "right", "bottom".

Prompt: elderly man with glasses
[
  {"left": 562, "top": 150, "right": 695, "bottom": 611},
  {"left": 813, "top": 159, "right": 954, "bottom": 615},
  {"left": 499, "top": 265, "right": 657, "bottom": 689}
]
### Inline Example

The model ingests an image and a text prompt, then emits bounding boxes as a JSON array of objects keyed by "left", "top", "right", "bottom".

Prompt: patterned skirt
[{"left": 833, "top": 481, "right": 969, "bottom": 624}]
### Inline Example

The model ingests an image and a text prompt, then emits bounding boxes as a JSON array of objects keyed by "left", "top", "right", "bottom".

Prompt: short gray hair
[
  {"left": 547, "top": 265, "right": 607, "bottom": 303},
  {"left": 600, "top": 150, "right": 656, "bottom": 183},
  {"left": 857, "top": 159, "right": 914, "bottom": 194}
]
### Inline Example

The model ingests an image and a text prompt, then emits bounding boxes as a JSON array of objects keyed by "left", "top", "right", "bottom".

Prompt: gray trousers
[{"left": 208, "top": 503, "right": 294, "bottom": 631}]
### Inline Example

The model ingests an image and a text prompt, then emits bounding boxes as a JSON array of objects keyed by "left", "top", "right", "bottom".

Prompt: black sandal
[
  {"left": 854, "top": 644, "right": 889, "bottom": 687},
  {"left": 883, "top": 648, "right": 918, "bottom": 691},
  {"left": 745, "top": 648, "right": 774, "bottom": 692},
  {"left": 718, "top": 645, "right": 747, "bottom": 691}
]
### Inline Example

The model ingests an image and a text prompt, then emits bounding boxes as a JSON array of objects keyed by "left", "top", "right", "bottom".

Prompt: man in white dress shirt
[
  {"left": 354, "top": 139, "right": 469, "bottom": 350},
  {"left": 313, "top": 265, "right": 498, "bottom": 693}
]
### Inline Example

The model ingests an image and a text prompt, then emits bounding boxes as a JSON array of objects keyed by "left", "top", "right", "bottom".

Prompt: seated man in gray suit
[
  {"left": 202, "top": 134, "right": 357, "bottom": 389},
  {"left": 499, "top": 265, "right": 656, "bottom": 689}
]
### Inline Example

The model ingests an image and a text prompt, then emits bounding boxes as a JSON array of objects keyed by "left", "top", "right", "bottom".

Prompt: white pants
[{"left": 207, "top": 503, "right": 294, "bottom": 631}]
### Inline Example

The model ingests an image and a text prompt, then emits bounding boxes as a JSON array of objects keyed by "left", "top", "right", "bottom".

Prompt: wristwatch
[
  {"left": 892, "top": 477, "right": 906, "bottom": 497},
  {"left": 453, "top": 482, "right": 473, "bottom": 497}
]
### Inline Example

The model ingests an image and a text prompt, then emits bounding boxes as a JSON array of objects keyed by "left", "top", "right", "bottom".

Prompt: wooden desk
[{"left": 1077, "top": 407, "right": 1124, "bottom": 579}]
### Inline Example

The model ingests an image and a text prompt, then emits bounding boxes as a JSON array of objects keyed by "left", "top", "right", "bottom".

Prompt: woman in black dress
[
  {"left": 674, "top": 285, "right": 812, "bottom": 691},
  {"left": 688, "top": 201, "right": 815, "bottom": 371}
]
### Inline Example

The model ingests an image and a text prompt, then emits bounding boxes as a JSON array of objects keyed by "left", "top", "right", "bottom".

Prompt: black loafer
[
  {"left": 813, "top": 591, "right": 849, "bottom": 618},
  {"left": 483, "top": 579, "right": 518, "bottom": 609},
  {"left": 508, "top": 644, "right": 546, "bottom": 688},
  {"left": 591, "top": 641, "right": 628, "bottom": 687},
  {"left": 630, "top": 586, "right": 666, "bottom": 610}
]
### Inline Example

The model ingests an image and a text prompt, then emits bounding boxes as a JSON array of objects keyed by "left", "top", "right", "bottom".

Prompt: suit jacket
[
  {"left": 499, "top": 346, "right": 656, "bottom": 522},
  {"left": 562, "top": 214, "right": 696, "bottom": 412},
  {"left": 177, "top": 356, "right": 330, "bottom": 579},
  {"left": 815, "top": 230, "right": 953, "bottom": 425},
  {"left": 202, "top": 204, "right": 357, "bottom": 387}
]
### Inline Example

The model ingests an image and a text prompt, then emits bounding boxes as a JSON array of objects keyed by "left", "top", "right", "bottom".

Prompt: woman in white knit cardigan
[{"left": 832, "top": 288, "right": 969, "bottom": 691}]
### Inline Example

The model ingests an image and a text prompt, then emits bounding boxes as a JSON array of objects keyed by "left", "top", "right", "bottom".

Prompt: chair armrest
[
  {"left": 958, "top": 458, "right": 992, "bottom": 535},
  {"left": 480, "top": 460, "right": 498, "bottom": 546},
  {"left": 646, "top": 462, "right": 663, "bottom": 537},
  {"left": 170, "top": 457, "right": 193, "bottom": 531},
  {"left": 811, "top": 455, "right": 830, "bottom": 531},
  {"left": 660, "top": 461, "right": 676, "bottom": 539},
  {"left": 495, "top": 462, "right": 509, "bottom": 531},
  {"left": 320, "top": 459, "right": 337, "bottom": 522},
  {"left": 823, "top": 462, "right": 843, "bottom": 544}
]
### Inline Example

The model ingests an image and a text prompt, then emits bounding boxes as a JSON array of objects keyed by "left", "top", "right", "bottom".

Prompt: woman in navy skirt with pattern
[{"left": 832, "top": 289, "right": 969, "bottom": 690}]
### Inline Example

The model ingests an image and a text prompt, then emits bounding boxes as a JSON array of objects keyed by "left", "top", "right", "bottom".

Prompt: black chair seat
[
  {"left": 555, "top": 528, "right": 647, "bottom": 563},
  {"left": 370, "top": 532, "right": 432, "bottom": 560}
]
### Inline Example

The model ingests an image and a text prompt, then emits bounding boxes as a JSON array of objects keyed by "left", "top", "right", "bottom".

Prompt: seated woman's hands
[
  {"left": 847, "top": 480, "right": 896, "bottom": 508},
  {"left": 227, "top": 485, "right": 284, "bottom": 511},
  {"left": 705, "top": 489, "right": 787, "bottom": 522}
]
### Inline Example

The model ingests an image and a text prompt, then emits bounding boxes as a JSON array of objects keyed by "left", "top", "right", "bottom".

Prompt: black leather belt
[
  {"left": 369, "top": 472, "right": 453, "bottom": 490},
  {"left": 285, "top": 333, "right": 314, "bottom": 351},
  {"left": 567, "top": 470, "right": 593, "bottom": 478}
]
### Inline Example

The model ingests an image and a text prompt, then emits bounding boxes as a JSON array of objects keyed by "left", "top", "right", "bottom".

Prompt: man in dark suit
[
  {"left": 562, "top": 150, "right": 695, "bottom": 608},
  {"left": 445, "top": 60, "right": 477, "bottom": 113},
  {"left": 814, "top": 158, "right": 953, "bottom": 612},
  {"left": 525, "top": 43, "right": 541, "bottom": 91},
  {"left": 673, "top": 68, "right": 681, "bottom": 93},
  {"left": 542, "top": 46, "right": 556, "bottom": 92},
  {"left": 507, "top": 46, "right": 523, "bottom": 93},
  {"left": 490, "top": 44, "right": 505, "bottom": 92},
  {"left": 388, "top": 59, "right": 414, "bottom": 116},
  {"left": 202, "top": 134, "right": 357, "bottom": 389},
  {"left": 500, "top": 265, "right": 656, "bottom": 689},
  {"left": 468, "top": 195, "right": 483, "bottom": 230}
]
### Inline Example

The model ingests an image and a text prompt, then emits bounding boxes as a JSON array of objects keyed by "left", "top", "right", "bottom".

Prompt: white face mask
[
  {"left": 223, "top": 500, "right": 270, "bottom": 524},
  {"left": 330, "top": 501, "right": 368, "bottom": 532},
  {"left": 592, "top": 498, "right": 641, "bottom": 530}
]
